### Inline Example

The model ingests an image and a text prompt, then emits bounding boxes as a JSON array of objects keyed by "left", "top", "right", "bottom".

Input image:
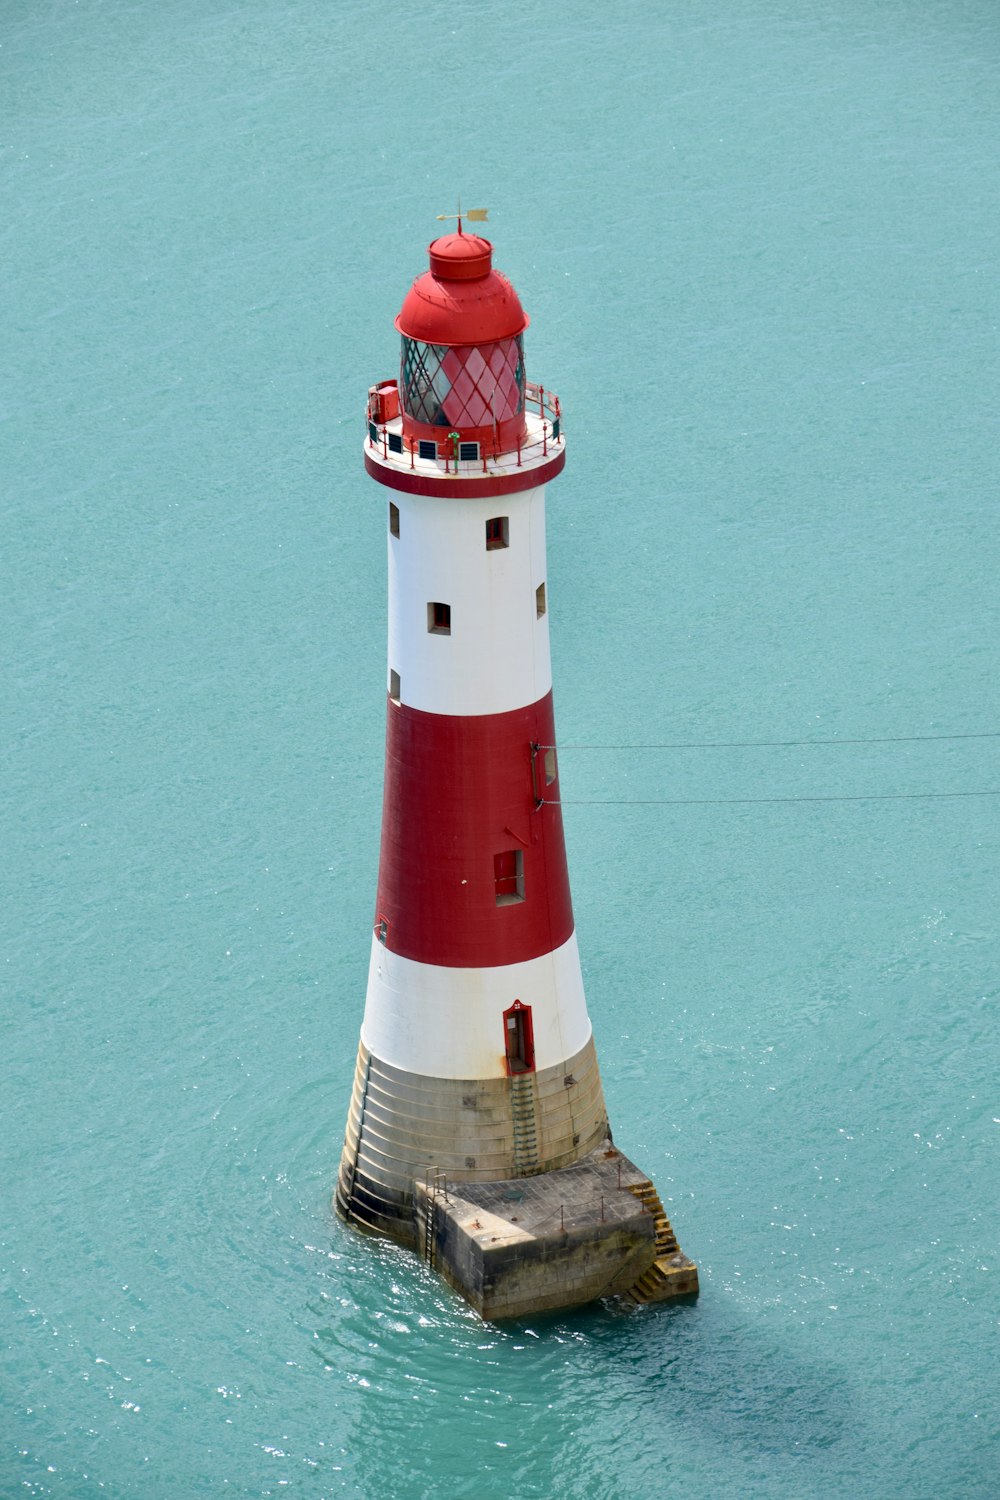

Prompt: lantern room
[{"left": 394, "top": 232, "right": 531, "bottom": 455}]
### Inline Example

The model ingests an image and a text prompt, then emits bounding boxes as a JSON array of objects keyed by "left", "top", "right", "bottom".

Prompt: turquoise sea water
[{"left": 3, "top": 2, "right": 999, "bottom": 1495}]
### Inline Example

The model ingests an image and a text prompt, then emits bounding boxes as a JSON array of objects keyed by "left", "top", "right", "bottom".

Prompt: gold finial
[{"left": 436, "top": 200, "right": 488, "bottom": 235}]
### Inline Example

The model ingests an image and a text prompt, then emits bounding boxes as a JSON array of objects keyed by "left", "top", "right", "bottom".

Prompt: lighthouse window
[
  {"left": 389, "top": 669, "right": 401, "bottom": 704},
  {"left": 485, "top": 516, "right": 509, "bottom": 550},
  {"left": 494, "top": 849, "right": 524, "bottom": 905},
  {"left": 418, "top": 439, "right": 438, "bottom": 461},
  {"left": 459, "top": 442, "right": 479, "bottom": 462},
  {"left": 544, "top": 748, "right": 557, "bottom": 785},
  {"left": 536, "top": 582, "right": 547, "bottom": 617},
  {"left": 428, "top": 601, "right": 451, "bottom": 635},
  {"left": 389, "top": 502, "right": 400, "bottom": 538},
  {"left": 388, "top": 432, "right": 403, "bottom": 455}
]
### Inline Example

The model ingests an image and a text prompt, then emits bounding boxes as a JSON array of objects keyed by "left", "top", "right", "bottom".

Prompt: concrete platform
[{"left": 415, "top": 1144, "right": 697, "bottom": 1320}]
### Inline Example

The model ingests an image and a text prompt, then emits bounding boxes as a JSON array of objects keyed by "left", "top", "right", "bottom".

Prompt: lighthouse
[{"left": 336, "top": 220, "right": 698, "bottom": 1318}]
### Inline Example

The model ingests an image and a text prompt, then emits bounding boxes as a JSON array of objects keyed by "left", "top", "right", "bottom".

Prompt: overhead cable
[
  {"left": 547, "top": 731, "right": 1000, "bottom": 752},
  {"left": 544, "top": 789, "right": 1000, "bottom": 808}
]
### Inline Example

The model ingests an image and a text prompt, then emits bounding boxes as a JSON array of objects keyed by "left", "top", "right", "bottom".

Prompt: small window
[
  {"left": 389, "top": 502, "right": 400, "bottom": 538},
  {"left": 389, "top": 669, "right": 401, "bottom": 704},
  {"left": 459, "top": 441, "right": 480, "bottom": 462},
  {"left": 536, "top": 582, "right": 547, "bottom": 618},
  {"left": 418, "top": 439, "right": 437, "bottom": 460},
  {"left": 485, "top": 516, "right": 509, "bottom": 551},
  {"left": 494, "top": 849, "right": 524, "bottom": 906},
  {"left": 428, "top": 602, "right": 451, "bottom": 635},
  {"left": 544, "top": 748, "right": 557, "bottom": 785},
  {"left": 388, "top": 431, "right": 403, "bottom": 455}
]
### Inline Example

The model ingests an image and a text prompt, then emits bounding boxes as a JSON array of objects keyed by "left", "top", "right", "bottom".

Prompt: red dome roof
[{"left": 395, "top": 233, "right": 529, "bottom": 347}]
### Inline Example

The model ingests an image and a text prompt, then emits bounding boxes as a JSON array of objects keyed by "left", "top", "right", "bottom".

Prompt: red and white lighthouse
[{"left": 337, "top": 222, "right": 697, "bottom": 1317}]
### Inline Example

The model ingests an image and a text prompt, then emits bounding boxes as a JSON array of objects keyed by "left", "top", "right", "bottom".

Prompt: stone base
[
  {"left": 335, "top": 1037, "right": 610, "bottom": 1248},
  {"left": 413, "top": 1145, "right": 698, "bottom": 1320}
]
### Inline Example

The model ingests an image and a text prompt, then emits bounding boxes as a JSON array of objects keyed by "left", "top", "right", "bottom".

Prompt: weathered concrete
[
  {"left": 336, "top": 1040, "right": 699, "bottom": 1316},
  {"left": 336, "top": 1036, "right": 608, "bottom": 1246},
  {"left": 413, "top": 1144, "right": 695, "bottom": 1320}
]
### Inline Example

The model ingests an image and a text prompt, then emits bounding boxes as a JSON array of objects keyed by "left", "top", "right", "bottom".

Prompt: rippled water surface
[{"left": 4, "top": 2, "right": 999, "bottom": 1495}]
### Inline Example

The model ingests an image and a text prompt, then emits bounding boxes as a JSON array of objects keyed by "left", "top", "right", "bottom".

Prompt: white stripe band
[{"left": 361, "top": 929, "right": 592, "bottom": 1078}]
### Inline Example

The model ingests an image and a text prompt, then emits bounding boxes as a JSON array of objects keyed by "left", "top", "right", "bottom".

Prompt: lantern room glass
[{"left": 400, "top": 335, "right": 525, "bottom": 431}]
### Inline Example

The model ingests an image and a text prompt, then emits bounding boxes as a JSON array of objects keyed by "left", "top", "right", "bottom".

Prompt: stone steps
[{"left": 619, "top": 1178, "right": 696, "bottom": 1303}]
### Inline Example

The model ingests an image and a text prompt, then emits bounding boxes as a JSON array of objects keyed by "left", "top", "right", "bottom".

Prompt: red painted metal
[
  {"left": 396, "top": 234, "right": 529, "bottom": 346},
  {"left": 375, "top": 691, "right": 572, "bottom": 969},
  {"left": 369, "top": 381, "right": 399, "bottom": 424},
  {"left": 428, "top": 232, "right": 493, "bottom": 280}
]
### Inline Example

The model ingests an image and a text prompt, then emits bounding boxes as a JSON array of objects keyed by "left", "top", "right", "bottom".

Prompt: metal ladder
[
  {"left": 510, "top": 1074, "right": 539, "bottom": 1175},
  {"left": 340, "top": 1049, "right": 373, "bottom": 1217},
  {"left": 422, "top": 1167, "right": 447, "bottom": 1267}
]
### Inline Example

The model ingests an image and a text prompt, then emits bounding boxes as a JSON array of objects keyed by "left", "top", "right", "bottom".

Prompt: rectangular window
[
  {"left": 459, "top": 441, "right": 479, "bottom": 462},
  {"left": 388, "top": 431, "right": 403, "bottom": 454},
  {"left": 418, "top": 439, "right": 437, "bottom": 460},
  {"left": 536, "top": 582, "right": 547, "bottom": 617},
  {"left": 389, "top": 502, "right": 400, "bottom": 537},
  {"left": 485, "top": 516, "right": 509, "bottom": 551},
  {"left": 389, "top": 669, "right": 401, "bottom": 704},
  {"left": 428, "top": 601, "right": 451, "bottom": 635},
  {"left": 494, "top": 849, "right": 524, "bottom": 905},
  {"left": 544, "top": 748, "right": 557, "bottom": 785}
]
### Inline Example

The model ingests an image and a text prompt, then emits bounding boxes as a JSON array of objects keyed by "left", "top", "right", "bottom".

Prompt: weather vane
[{"left": 436, "top": 199, "right": 488, "bottom": 235}]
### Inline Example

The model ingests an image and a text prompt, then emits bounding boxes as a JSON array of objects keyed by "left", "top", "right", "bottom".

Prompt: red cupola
[{"left": 395, "top": 232, "right": 531, "bottom": 455}]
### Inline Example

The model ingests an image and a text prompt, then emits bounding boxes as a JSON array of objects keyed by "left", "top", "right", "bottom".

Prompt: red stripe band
[{"left": 375, "top": 691, "right": 574, "bottom": 968}]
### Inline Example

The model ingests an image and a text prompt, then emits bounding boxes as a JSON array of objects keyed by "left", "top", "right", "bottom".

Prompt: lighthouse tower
[{"left": 336, "top": 222, "right": 697, "bottom": 1318}]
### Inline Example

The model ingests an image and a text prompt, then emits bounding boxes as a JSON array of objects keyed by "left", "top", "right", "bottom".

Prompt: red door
[{"left": 503, "top": 1000, "right": 535, "bottom": 1075}]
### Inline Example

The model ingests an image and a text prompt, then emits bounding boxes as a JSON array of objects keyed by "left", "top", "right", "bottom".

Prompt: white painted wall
[
  {"left": 361, "top": 929, "right": 592, "bottom": 1078},
  {"left": 385, "top": 484, "right": 551, "bottom": 717}
]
